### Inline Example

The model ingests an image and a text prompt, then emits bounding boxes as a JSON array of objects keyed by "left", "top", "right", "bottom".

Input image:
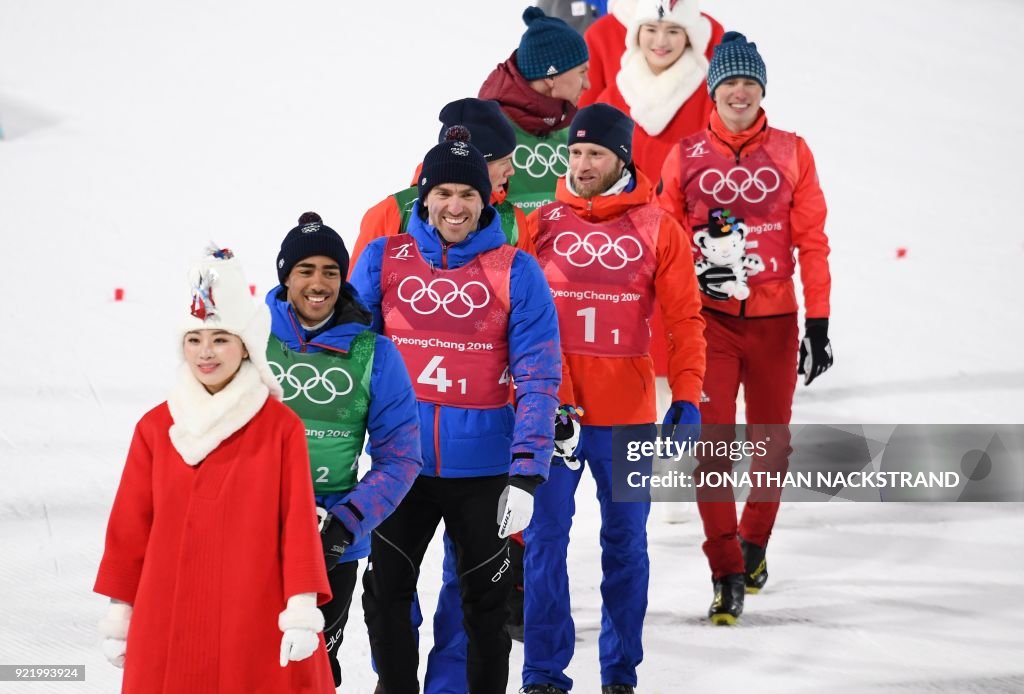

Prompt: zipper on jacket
[
  {"left": 441, "top": 244, "right": 449, "bottom": 270},
  {"left": 433, "top": 406, "right": 442, "bottom": 476}
]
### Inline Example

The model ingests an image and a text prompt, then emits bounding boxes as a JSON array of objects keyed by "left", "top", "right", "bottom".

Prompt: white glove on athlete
[
  {"left": 98, "top": 601, "right": 132, "bottom": 668},
  {"left": 497, "top": 484, "right": 534, "bottom": 538},
  {"left": 278, "top": 593, "right": 324, "bottom": 667}
]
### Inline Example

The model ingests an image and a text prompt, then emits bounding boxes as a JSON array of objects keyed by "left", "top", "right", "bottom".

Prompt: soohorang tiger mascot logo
[{"left": 692, "top": 208, "right": 765, "bottom": 300}]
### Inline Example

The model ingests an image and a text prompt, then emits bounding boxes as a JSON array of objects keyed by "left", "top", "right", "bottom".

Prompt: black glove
[
  {"left": 319, "top": 512, "right": 353, "bottom": 571},
  {"left": 798, "top": 318, "right": 833, "bottom": 386},
  {"left": 697, "top": 265, "right": 737, "bottom": 301}
]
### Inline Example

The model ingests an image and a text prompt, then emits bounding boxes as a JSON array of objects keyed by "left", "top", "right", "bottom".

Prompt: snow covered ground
[{"left": 1, "top": 0, "right": 1023, "bottom": 692}]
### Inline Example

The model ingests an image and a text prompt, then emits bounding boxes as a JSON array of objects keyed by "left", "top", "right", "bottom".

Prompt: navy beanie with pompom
[
  {"left": 418, "top": 126, "right": 492, "bottom": 205},
  {"left": 516, "top": 6, "right": 589, "bottom": 80},
  {"left": 707, "top": 31, "right": 767, "bottom": 97},
  {"left": 276, "top": 212, "right": 350, "bottom": 284},
  {"left": 437, "top": 98, "right": 516, "bottom": 162}
]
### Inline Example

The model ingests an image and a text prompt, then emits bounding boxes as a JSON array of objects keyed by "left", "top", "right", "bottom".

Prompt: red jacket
[
  {"left": 658, "top": 109, "right": 831, "bottom": 319},
  {"left": 95, "top": 399, "right": 334, "bottom": 694},
  {"left": 527, "top": 170, "right": 705, "bottom": 425},
  {"left": 580, "top": 9, "right": 724, "bottom": 113}
]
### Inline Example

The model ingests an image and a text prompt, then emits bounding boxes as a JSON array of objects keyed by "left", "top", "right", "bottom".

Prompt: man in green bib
[
  {"left": 266, "top": 212, "right": 422, "bottom": 687},
  {"left": 479, "top": 6, "right": 591, "bottom": 212}
]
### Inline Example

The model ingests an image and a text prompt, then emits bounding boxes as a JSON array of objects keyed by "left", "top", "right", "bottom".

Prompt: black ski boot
[
  {"left": 520, "top": 685, "right": 568, "bottom": 694},
  {"left": 602, "top": 686, "right": 635, "bottom": 694},
  {"left": 740, "top": 536, "right": 768, "bottom": 594},
  {"left": 708, "top": 573, "right": 745, "bottom": 625}
]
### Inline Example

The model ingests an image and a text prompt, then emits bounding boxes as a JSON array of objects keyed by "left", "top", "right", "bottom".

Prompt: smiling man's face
[{"left": 425, "top": 183, "right": 484, "bottom": 244}]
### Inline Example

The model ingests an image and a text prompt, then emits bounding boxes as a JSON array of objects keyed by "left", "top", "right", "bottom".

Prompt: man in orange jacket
[
  {"left": 658, "top": 32, "right": 833, "bottom": 624},
  {"left": 522, "top": 103, "right": 705, "bottom": 694}
]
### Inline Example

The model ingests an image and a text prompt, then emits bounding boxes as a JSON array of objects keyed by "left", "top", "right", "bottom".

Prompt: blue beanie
[
  {"left": 437, "top": 98, "right": 517, "bottom": 162},
  {"left": 568, "top": 103, "right": 634, "bottom": 165},
  {"left": 277, "top": 212, "right": 349, "bottom": 284},
  {"left": 707, "top": 31, "right": 767, "bottom": 97},
  {"left": 418, "top": 126, "right": 492, "bottom": 205},
  {"left": 516, "top": 6, "right": 589, "bottom": 80}
]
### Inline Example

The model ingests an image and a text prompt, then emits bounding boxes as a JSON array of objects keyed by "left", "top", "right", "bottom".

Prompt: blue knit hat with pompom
[
  {"left": 707, "top": 31, "right": 767, "bottom": 97},
  {"left": 516, "top": 6, "right": 589, "bottom": 80}
]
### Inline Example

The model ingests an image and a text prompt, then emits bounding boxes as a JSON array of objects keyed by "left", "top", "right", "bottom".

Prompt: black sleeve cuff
[{"left": 509, "top": 474, "right": 544, "bottom": 495}]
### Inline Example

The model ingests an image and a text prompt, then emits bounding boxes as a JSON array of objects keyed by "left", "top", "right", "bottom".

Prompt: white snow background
[{"left": 1, "top": 0, "right": 1023, "bottom": 692}]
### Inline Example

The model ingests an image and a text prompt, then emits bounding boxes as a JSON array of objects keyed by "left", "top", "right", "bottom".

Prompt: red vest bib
[
  {"left": 534, "top": 202, "right": 659, "bottom": 357},
  {"left": 380, "top": 236, "right": 515, "bottom": 408},
  {"left": 677, "top": 128, "right": 799, "bottom": 284}
]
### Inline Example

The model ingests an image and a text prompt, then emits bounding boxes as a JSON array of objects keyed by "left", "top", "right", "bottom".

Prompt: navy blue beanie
[
  {"left": 516, "top": 6, "right": 589, "bottom": 80},
  {"left": 418, "top": 126, "right": 492, "bottom": 205},
  {"left": 707, "top": 31, "right": 767, "bottom": 97},
  {"left": 276, "top": 212, "right": 349, "bottom": 284},
  {"left": 568, "top": 103, "right": 634, "bottom": 165},
  {"left": 437, "top": 99, "right": 517, "bottom": 162}
]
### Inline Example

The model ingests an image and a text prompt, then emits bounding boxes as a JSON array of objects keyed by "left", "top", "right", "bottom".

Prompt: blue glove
[{"left": 662, "top": 401, "right": 701, "bottom": 444}]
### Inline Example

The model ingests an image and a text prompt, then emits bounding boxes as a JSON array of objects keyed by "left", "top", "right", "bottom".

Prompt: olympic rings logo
[
  {"left": 396, "top": 276, "right": 491, "bottom": 318},
  {"left": 552, "top": 231, "right": 643, "bottom": 270},
  {"left": 512, "top": 142, "right": 569, "bottom": 178},
  {"left": 698, "top": 166, "right": 780, "bottom": 204},
  {"left": 268, "top": 361, "right": 354, "bottom": 404}
]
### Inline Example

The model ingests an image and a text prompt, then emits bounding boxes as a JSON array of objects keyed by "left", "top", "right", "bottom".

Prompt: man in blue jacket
[
  {"left": 267, "top": 212, "right": 423, "bottom": 687},
  {"left": 351, "top": 129, "right": 561, "bottom": 694}
]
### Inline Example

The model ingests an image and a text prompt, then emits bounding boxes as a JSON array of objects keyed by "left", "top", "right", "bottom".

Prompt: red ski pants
[{"left": 696, "top": 311, "right": 798, "bottom": 579}]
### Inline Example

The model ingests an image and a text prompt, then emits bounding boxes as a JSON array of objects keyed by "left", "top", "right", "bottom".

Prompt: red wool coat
[{"left": 94, "top": 399, "right": 334, "bottom": 694}]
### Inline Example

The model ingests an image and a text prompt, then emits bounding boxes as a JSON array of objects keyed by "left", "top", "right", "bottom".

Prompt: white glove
[
  {"left": 497, "top": 484, "right": 534, "bottom": 538},
  {"left": 98, "top": 602, "right": 132, "bottom": 668},
  {"left": 278, "top": 593, "right": 324, "bottom": 667}
]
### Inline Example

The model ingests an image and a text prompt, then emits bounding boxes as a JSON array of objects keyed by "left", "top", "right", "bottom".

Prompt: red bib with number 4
[
  {"left": 534, "top": 203, "right": 659, "bottom": 357},
  {"left": 381, "top": 235, "right": 514, "bottom": 408}
]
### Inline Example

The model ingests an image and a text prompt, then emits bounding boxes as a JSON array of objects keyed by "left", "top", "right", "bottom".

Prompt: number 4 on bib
[{"left": 418, "top": 355, "right": 467, "bottom": 395}]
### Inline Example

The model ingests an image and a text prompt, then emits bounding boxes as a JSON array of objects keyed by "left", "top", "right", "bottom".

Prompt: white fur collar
[
  {"left": 616, "top": 17, "right": 710, "bottom": 136},
  {"left": 167, "top": 361, "right": 269, "bottom": 466}
]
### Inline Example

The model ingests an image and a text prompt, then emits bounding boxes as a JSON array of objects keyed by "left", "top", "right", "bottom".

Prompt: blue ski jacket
[
  {"left": 266, "top": 287, "right": 422, "bottom": 561},
  {"left": 350, "top": 202, "right": 560, "bottom": 481}
]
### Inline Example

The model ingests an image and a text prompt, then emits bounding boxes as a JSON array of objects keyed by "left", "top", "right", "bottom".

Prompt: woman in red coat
[
  {"left": 94, "top": 248, "right": 335, "bottom": 694},
  {"left": 585, "top": 0, "right": 722, "bottom": 183},
  {"left": 583, "top": 0, "right": 724, "bottom": 378}
]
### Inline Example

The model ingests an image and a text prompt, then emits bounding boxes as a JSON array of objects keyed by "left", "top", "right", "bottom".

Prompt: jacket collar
[
  {"left": 266, "top": 286, "right": 368, "bottom": 353},
  {"left": 479, "top": 52, "right": 577, "bottom": 136},
  {"left": 168, "top": 361, "right": 269, "bottom": 466},
  {"left": 708, "top": 108, "right": 768, "bottom": 158},
  {"left": 406, "top": 201, "right": 505, "bottom": 269},
  {"left": 554, "top": 166, "right": 655, "bottom": 222}
]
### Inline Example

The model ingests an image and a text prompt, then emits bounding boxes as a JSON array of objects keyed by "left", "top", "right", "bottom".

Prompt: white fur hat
[
  {"left": 623, "top": 0, "right": 711, "bottom": 60},
  {"left": 181, "top": 247, "right": 283, "bottom": 400}
]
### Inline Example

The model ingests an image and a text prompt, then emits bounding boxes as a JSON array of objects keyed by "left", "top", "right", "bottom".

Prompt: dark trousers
[
  {"left": 322, "top": 559, "right": 359, "bottom": 687},
  {"left": 363, "top": 474, "right": 513, "bottom": 694}
]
